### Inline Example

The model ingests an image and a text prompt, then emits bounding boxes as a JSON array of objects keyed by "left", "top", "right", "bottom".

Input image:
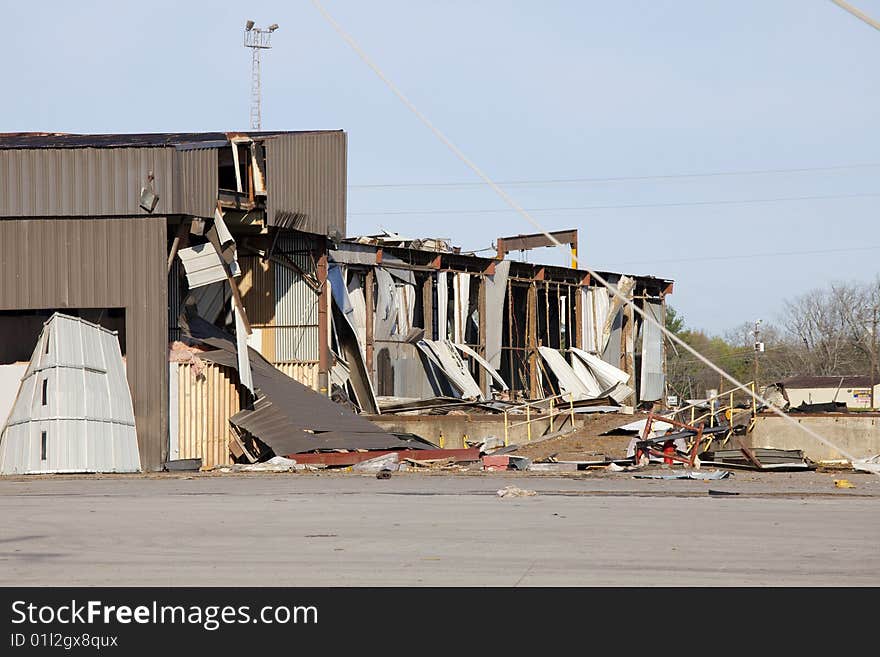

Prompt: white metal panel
[{"left": 178, "top": 243, "right": 229, "bottom": 289}]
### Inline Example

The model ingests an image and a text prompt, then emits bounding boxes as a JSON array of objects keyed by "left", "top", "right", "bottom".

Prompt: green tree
[{"left": 665, "top": 305, "right": 685, "bottom": 335}]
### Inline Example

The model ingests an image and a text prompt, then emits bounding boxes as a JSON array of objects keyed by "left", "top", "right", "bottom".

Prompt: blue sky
[{"left": 4, "top": 0, "right": 880, "bottom": 334}]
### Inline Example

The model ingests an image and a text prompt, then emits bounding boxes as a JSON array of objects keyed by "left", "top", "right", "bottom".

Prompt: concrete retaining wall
[
  {"left": 748, "top": 413, "right": 880, "bottom": 461},
  {"left": 366, "top": 413, "right": 589, "bottom": 449}
]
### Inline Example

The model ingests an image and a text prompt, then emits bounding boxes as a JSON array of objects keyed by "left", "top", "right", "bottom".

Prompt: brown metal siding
[
  {"left": 0, "top": 217, "right": 168, "bottom": 470},
  {"left": 0, "top": 146, "right": 216, "bottom": 218},
  {"left": 265, "top": 131, "right": 347, "bottom": 236},
  {"left": 172, "top": 148, "right": 218, "bottom": 218}
]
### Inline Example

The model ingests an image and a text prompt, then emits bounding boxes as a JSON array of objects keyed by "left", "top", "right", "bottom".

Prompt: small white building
[
  {"left": 0, "top": 313, "right": 141, "bottom": 474},
  {"left": 778, "top": 375, "right": 879, "bottom": 410}
]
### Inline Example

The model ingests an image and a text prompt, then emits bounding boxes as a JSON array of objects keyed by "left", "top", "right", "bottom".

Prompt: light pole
[
  {"left": 244, "top": 20, "right": 279, "bottom": 131},
  {"left": 870, "top": 307, "right": 877, "bottom": 410},
  {"left": 753, "top": 319, "right": 764, "bottom": 392}
]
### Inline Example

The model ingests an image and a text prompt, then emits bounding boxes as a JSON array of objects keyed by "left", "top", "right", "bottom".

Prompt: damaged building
[{"left": 0, "top": 130, "right": 673, "bottom": 471}]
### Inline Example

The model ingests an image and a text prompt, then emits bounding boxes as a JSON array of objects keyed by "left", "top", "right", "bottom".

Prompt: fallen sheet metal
[
  {"left": 186, "top": 318, "right": 409, "bottom": 455},
  {"left": 453, "top": 343, "right": 509, "bottom": 391},
  {"left": 633, "top": 469, "right": 732, "bottom": 480},
  {"left": 0, "top": 313, "right": 141, "bottom": 474},
  {"left": 416, "top": 339, "right": 483, "bottom": 399},
  {"left": 570, "top": 347, "right": 634, "bottom": 403},
  {"left": 329, "top": 279, "right": 380, "bottom": 415},
  {"left": 701, "top": 447, "right": 813, "bottom": 471},
  {"left": 538, "top": 346, "right": 594, "bottom": 400},
  {"left": 853, "top": 454, "right": 880, "bottom": 475}
]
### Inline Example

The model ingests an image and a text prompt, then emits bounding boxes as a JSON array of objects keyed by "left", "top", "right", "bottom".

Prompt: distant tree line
[{"left": 664, "top": 278, "right": 880, "bottom": 400}]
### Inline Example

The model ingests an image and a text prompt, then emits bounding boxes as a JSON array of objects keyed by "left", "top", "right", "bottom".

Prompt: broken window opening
[{"left": 0, "top": 309, "right": 126, "bottom": 364}]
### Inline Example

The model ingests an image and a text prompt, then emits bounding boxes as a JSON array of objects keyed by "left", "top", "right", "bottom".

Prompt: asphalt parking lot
[{"left": 1, "top": 470, "right": 878, "bottom": 586}]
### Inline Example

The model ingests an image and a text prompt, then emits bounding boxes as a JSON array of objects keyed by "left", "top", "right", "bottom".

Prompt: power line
[
  {"left": 349, "top": 162, "right": 880, "bottom": 190},
  {"left": 349, "top": 191, "right": 880, "bottom": 215},
  {"left": 311, "top": 0, "right": 862, "bottom": 464}
]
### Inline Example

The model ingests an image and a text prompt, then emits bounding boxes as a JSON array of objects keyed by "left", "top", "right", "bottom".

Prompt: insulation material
[
  {"left": 640, "top": 301, "right": 665, "bottom": 402},
  {"left": 484, "top": 260, "right": 510, "bottom": 369},
  {"left": 374, "top": 267, "right": 398, "bottom": 341},
  {"left": 453, "top": 273, "right": 470, "bottom": 343},
  {"left": 600, "top": 276, "right": 635, "bottom": 365},
  {"left": 538, "top": 346, "right": 594, "bottom": 401},
  {"left": 0, "top": 313, "right": 141, "bottom": 474},
  {"left": 416, "top": 339, "right": 483, "bottom": 399},
  {"left": 437, "top": 272, "right": 448, "bottom": 340},
  {"left": 234, "top": 304, "right": 254, "bottom": 395},
  {"left": 453, "top": 343, "right": 508, "bottom": 391}
]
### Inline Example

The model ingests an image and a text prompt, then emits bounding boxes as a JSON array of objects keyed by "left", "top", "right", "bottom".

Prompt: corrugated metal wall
[
  {"left": 0, "top": 217, "right": 168, "bottom": 470},
  {"left": 175, "top": 362, "right": 241, "bottom": 468},
  {"left": 274, "top": 233, "right": 320, "bottom": 362},
  {"left": 171, "top": 147, "right": 218, "bottom": 218},
  {"left": 265, "top": 131, "right": 346, "bottom": 236},
  {"left": 0, "top": 147, "right": 216, "bottom": 218},
  {"left": 273, "top": 362, "right": 320, "bottom": 390},
  {"left": 173, "top": 360, "right": 320, "bottom": 467}
]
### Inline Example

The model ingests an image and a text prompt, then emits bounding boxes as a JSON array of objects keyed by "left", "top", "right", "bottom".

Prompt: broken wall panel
[
  {"left": 0, "top": 217, "right": 168, "bottom": 471},
  {"left": 264, "top": 131, "right": 347, "bottom": 235}
]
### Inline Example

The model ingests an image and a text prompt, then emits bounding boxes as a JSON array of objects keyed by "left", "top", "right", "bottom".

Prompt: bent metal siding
[
  {"left": 0, "top": 217, "right": 168, "bottom": 470},
  {"left": 265, "top": 131, "right": 347, "bottom": 236}
]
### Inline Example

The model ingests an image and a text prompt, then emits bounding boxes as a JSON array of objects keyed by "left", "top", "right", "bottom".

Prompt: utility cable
[{"left": 311, "top": 0, "right": 864, "bottom": 463}]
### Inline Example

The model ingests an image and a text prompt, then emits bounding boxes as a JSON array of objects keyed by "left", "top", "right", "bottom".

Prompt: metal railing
[
  {"left": 669, "top": 381, "right": 758, "bottom": 451},
  {"left": 503, "top": 392, "right": 576, "bottom": 446}
]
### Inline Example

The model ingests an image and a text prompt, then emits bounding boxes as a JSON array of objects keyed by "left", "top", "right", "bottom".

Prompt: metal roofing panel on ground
[{"left": 0, "top": 313, "right": 140, "bottom": 474}]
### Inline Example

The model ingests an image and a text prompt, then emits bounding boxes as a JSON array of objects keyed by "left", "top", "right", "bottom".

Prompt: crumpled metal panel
[{"left": 0, "top": 313, "right": 141, "bottom": 474}]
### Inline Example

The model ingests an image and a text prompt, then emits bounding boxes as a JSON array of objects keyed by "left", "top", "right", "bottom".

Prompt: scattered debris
[
  {"left": 633, "top": 469, "right": 732, "bottom": 480},
  {"left": 708, "top": 489, "right": 740, "bottom": 496},
  {"left": 852, "top": 455, "right": 880, "bottom": 475},
  {"left": 496, "top": 486, "right": 538, "bottom": 498},
  {"left": 376, "top": 469, "right": 393, "bottom": 480},
  {"left": 165, "top": 458, "right": 202, "bottom": 472},
  {"left": 483, "top": 455, "right": 510, "bottom": 471},
  {"left": 834, "top": 479, "right": 856, "bottom": 489},
  {"left": 292, "top": 448, "right": 480, "bottom": 468},
  {"left": 701, "top": 447, "right": 813, "bottom": 471},
  {"left": 528, "top": 462, "right": 578, "bottom": 473},
  {"left": 353, "top": 453, "right": 400, "bottom": 473}
]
